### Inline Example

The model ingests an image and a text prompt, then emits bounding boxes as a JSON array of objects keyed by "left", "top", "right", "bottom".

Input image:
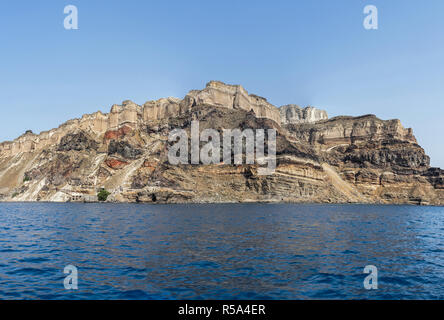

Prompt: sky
[{"left": 0, "top": 0, "right": 443, "bottom": 167}]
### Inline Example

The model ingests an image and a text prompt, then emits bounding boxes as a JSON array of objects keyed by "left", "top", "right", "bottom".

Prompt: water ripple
[{"left": 0, "top": 203, "right": 443, "bottom": 299}]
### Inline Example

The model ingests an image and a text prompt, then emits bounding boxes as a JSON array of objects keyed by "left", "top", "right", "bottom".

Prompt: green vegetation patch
[{"left": 97, "top": 189, "right": 111, "bottom": 202}]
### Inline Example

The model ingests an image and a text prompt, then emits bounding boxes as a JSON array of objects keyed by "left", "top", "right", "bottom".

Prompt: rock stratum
[{"left": 0, "top": 81, "right": 442, "bottom": 205}]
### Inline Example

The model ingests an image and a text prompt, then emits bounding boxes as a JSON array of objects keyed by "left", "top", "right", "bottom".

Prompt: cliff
[
  {"left": 280, "top": 105, "right": 328, "bottom": 124},
  {"left": 0, "top": 81, "right": 442, "bottom": 205}
]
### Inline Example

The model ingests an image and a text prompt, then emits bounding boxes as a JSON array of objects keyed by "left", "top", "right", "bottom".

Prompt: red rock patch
[
  {"left": 104, "top": 125, "right": 133, "bottom": 140},
  {"left": 105, "top": 158, "right": 128, "bottom": 169}
]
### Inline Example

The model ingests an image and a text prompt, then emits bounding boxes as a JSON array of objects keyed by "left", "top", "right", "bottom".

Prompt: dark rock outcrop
[
  {"left": 58, "top": 132, "right": 98, "bottom": 152},
  {"left": 108, "top": 140, "right": 142, "bottom": 160}
]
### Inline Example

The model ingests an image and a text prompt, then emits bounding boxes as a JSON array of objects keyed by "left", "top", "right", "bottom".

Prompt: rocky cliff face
[
  {"left": 0, "top": 81, "right": 442, "bottom": 205},
  {"left": 280, "top": 105, "right": 328, "bottom": 124}
]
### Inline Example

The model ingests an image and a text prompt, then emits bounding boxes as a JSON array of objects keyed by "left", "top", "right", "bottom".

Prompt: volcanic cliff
[{"left": 0, "top": 81, "right": 442, "bottom": 205}]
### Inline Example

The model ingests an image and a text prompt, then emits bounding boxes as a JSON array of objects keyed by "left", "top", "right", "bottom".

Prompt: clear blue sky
[{"left": 1, "top": 0, "right": 443, "bottom": 167}]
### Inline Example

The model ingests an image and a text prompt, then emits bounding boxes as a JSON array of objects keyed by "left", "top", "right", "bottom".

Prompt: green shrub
[
  {"left": 12, "top": 192, "right": 19, "bottom": 198},
  {"left": 23, "top": 176, "right": 31, "bottom": 182},
  {"left": 97, "top": 189, "right": 111, "bottom": 202}
]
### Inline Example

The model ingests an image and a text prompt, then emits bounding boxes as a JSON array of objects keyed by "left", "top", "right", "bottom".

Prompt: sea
[{"left": 0, "top": 203, "right": 442, "bottom": 299}]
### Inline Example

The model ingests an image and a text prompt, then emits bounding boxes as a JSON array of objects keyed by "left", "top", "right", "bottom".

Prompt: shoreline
[{"left": 1, "top": 200, "right": 442, "bottom": 207}]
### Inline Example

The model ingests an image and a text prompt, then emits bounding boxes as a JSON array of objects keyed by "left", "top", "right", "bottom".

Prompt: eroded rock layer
[
  {"left": 280, "top": 105, "right": 328, "bottom": 124},
  {"left": 0, "top": 81, "right": 441, "bottom": 205}
]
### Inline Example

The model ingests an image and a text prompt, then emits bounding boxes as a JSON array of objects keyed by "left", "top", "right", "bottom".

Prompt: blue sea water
[{"left": 0, "top": 203, "right": 443, "bottom": 300}]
